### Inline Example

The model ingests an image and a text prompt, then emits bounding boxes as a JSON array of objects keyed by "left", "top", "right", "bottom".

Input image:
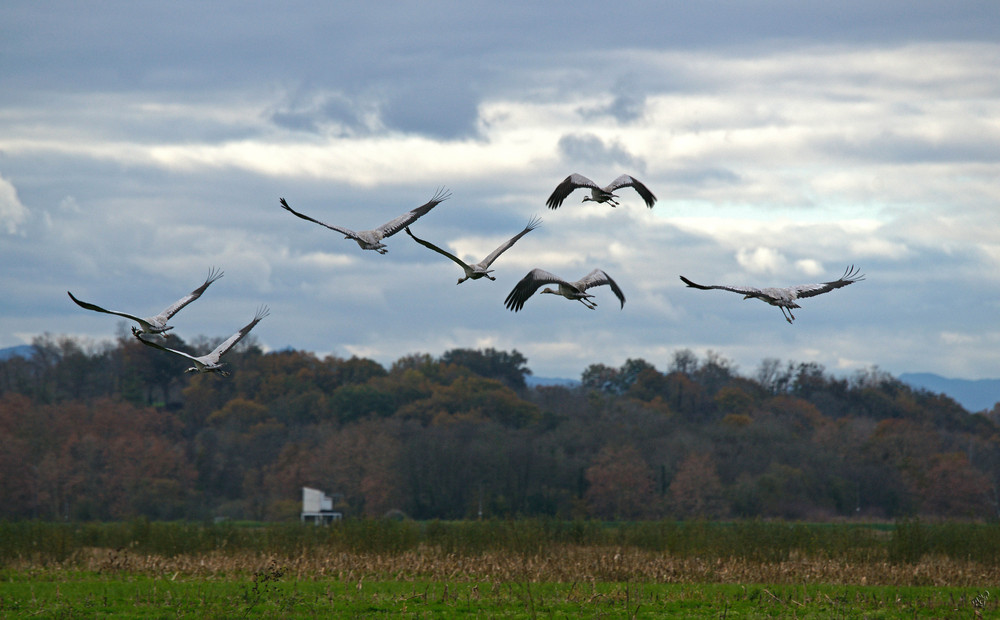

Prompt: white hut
[{"left": 300, "top": 487, "right": 343, "bottom": 524}]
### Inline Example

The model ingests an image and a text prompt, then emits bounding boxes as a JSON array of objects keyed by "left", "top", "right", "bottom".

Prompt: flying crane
[
  {"left": 134, "top": 305, "right": 269, "bottom": 376},
  {"left": 405, "top": 215, "right": 541, "bottom": 284},
  {"left": 504, "top": 268, "right": 626, "bottom": 312},
  {"left": 679, "top": 266, "right": 865, "bottom": 323},
  {"left": 67, "top": 267, "right": 223, "bottom": 337},
  {"left": 546, "top": 173, "right": 656, "bottom": 210},
  {"left": 279, "top": 188, "right": 451, "bottom": 254}
]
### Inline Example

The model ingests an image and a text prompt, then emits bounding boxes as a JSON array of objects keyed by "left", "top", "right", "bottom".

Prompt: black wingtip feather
[{"left": 679, "top": 275, "right": 710, "bottom": 289}]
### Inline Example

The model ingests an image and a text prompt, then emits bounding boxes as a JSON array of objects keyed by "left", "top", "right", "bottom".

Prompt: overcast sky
[{"left": 2, "top": 1, "right": 999, "bottom": 382}]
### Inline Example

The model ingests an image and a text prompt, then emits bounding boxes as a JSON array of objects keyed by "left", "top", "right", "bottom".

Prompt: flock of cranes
[
  {"left": 130, "top": 306, "right": 270, "bottom": 377},
  {"left": 68, "top": 267, "right": 269, "bottom": 376},
  {"left": 67, "top": 172, "right": 863, "bottom": 376}
]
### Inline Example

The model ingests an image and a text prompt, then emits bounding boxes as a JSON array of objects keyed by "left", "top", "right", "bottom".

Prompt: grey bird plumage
[
  {"left": 505, "top": 268, "right": 626, "bottom": 312},
  {"left": 135, "top": 305, "right": 269, "bottom": 377},
  {"left": 406, "top": 215, "right": 541, "bottom": 284},
  {"left": 279, "top": 188, "right": 451, "bottom": 254},
  {"left": 546, "top": 173, "right": 657, "bottom": 209},
  {"left": 68, "top": 267, "right": 223, "bottom": 338},
  {"left": 680, "top": 265, "right": 864, "bottom": 323}
]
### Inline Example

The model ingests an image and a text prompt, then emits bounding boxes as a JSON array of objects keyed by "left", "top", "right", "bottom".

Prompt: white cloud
[
  {"left": 2, "top": 7, "right": 1000, "bottom": 385},
  {"left": 0, "top": 176, "right": 28, "bottom": 235},
  {"left": 846, "top": 237, "right": 911, "bottom": 260},
  {"left": 2, "top": 43, "right": 997, "bottom": 209},
  {"left": 735, "top": 247, "right": 787, "bottom": 274},
  {"left": 794, "top": 259, "right": 824, "bottom": 276},
  {"left": 296, "top": 251, "right": 355, "bottom": 270},
  {"left": 939, "top": 331, "right": 980, "bottom": 346}
]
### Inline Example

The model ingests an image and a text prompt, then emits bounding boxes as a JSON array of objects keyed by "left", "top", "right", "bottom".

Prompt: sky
[{"left": 1, "top": 1, "right": 999, "bottom": 382}]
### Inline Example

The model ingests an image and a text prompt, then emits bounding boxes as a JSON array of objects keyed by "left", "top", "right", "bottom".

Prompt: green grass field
[
  {"left": 1, "top": 519, "right": 997, "bottom": 618},
  {"left": 1, "top": 573, "right": 994, "bottom": 618}
]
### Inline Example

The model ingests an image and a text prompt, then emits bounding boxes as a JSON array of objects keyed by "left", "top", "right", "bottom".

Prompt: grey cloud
[
  {"left": 377, "top": 83, "right": 483, "bottom": 140},
  {"left": 605, "top": 93, "right": 646, "bottom": 123},
  {"left": 269, "top": 110, "right": 326, "bottom": 135},
  {"left": 268, "top": 93, "right": 372, "bottom": 135},
  {"left": 575, "top": 71, "right": 652, "bottom": 124},
  {"left": 820, "top": 133, "right": 1000, "bottom": 164},
  {"left": 663, "top": 167, "right": 743, "bottom": 188},
  {"left": 579, "top": 93, "right": 647, "bottom": 124},
  {"left": 3, "top": 1, "right": 1000, "bottom": 384},
  {"left": 266, "top": 74, "right": 486, "bottom": 140},
  {"left": 557, "top": 133, "right": 644, "bottom": 171},
  {"left": 5, "top": 3, "right": 997, "bottom": 99}
]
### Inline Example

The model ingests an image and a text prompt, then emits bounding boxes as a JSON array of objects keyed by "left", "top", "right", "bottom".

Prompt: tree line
[{"left": 1, "top": 330, "right": 998, "bottom": 522}]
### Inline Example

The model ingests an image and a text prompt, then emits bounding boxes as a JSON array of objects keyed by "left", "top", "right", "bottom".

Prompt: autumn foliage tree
[
  {"left": 669, "top": 452, "right": 727, "bottom": 519},
  {"left": 0, "top": 341, "right": 998, "bottom": 521},
  {"left": 921, "top": 452, "right": 991, "bottom": 517},
  {"left": 584, "top": 444, "right": 657, "bottom": 520}
]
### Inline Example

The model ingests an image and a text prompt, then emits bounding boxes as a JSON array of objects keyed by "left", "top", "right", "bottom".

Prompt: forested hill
[{"left": 1, "top": 334, "right": 998, "bottom": 522}]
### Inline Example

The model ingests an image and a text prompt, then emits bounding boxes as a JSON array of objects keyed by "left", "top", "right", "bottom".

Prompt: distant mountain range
[
  {"left": 0, "top": 345, "right": 994, "bottom": 412},
  {"left": 528, "top": 372, "right": 999, "bottom": 413},
  {"left": 525, "top": 376, "right": 580, "bottom": 389},
  {"left": 899, "top": 373, "right": 1000, "bottom": 413},
  {"left": 0, "top": 345, "right": 34, "bottom": 361}
]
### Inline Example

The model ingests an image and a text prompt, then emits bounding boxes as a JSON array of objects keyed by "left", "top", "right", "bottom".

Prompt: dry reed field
[
  {"left": 18, "top": 543, "right": 998, "bottom": 587},
  {"left": 2, "top": 520, "right": 999, "bottom": 617}
]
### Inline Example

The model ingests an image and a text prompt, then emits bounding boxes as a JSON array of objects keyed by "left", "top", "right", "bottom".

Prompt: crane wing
[
  {"left": 134, "top": 333, "right": 202, "bottom": 364},
  {"left": 405, "top": 226, "right": 470, "bottom": 270},
  {"left": 789, "top": 265, "right": 865, "bottom": 299},
  {"left": 375, "top": 187, "right": 451, "bottom": 238},
  {"left": 480, "top": 215, "right": 541, "bottom": 268},
  {"left": 205, "top": 305, "right": 270, "bottom": 362},
  {"left": 605, "top": 174, "right": 657, "bottom": 208},
  {"left": 578, "top": 269, "right": 626, "bottom": 308},
  {"left": 155, "top": 266, "right": 224, "bottom": 320},
  {"left": 679, "top": 276, "right": 764, "bottom": 297},
  {"left": 504, "top": 268, "right": 567, "bottom": 312},
  {"left": 546, "top": 174, "right": 599, "bottom": 209},
  {"left": 279, "top": 198, "right": 359, "bottom": 239},
  {"left": 67, "top": 291, "right": 152, "bottom": 328}
]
